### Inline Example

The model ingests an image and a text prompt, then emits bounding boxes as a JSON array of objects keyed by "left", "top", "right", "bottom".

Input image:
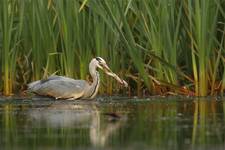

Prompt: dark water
[{"left": 0, "top": 97, "right": 225, "bottom": 150}]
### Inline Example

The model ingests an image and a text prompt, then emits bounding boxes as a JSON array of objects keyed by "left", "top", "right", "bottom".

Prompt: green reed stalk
[
  {"left": 23, "top": 1, "right": 54, "bottom": 80},
  {"left": 101, "top": 0, "right": 152, "bottom": 92},
  {"left": 88, "top": 0, "right": 128, "bottom": 94},
  {"left": 55, "top": 0, "right": 77, "bottom": 78},
  {"left": 0, "top": 0, "right": 23, "bottom": 95},
  {"left": 35, "top": 1, "right": 58, "bottom": 77},
  {"left": 222, "top": 68, "right": 225, "bottom": 95},
  {"left": 185, "top": 0, "right": 219, "bottom": 96},
  {"left": 135, "top": 0, "right": 182, "bottom": 85},
  {"left": 216, "top": 2, "right": 225, "bottom": 95},
  {"left": 0, "top": 0, "right": 13, "bottom": 95},
  {"left": 55, "top": 0, "right": 95, "bottom": 79}
]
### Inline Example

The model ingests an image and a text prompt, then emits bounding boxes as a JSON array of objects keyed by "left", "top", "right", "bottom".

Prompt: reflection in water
[
  {"left": 0, "top": 98, "right": 225, "bottom": 150},
  {"left": 191, "top": 99, "right": 224, "bottom": 148},
  {"left": 28, "top": 103, "right": 126, "bottom": 147},
  {"left": 28, "top": 104, "right": 93, "bottom": 128}
]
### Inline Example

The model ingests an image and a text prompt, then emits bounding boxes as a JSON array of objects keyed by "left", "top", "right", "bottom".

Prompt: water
[{"left": 0, "top": 97, "right": 225, "bottom": 150}]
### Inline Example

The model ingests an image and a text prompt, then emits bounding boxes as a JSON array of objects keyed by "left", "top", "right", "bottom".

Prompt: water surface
[{"left": 0, "top": 97, "right": 225, "bottom": 150}]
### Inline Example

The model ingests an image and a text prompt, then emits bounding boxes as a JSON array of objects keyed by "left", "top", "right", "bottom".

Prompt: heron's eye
[
  {"left": 96, "top": 57, "right": 101, "bottom": 62},
  {"left": 96, "top": 57, "right": 102, "bottom": 63}
]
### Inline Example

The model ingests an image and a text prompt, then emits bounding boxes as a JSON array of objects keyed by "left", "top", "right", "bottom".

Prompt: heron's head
[
  {"left": 94, "top": 57, "right": 128, "bottom": 87},
  {"left": 95, "top": 57, "right": 112, "bottom": 73}
]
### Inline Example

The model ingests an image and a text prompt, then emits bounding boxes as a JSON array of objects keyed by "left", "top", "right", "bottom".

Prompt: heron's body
[
  {"left": 28, "top": 75, "right": 99, "bottom": 99},
  {"left": 27, "top": 57, "right": 127, "bottom": 100}
]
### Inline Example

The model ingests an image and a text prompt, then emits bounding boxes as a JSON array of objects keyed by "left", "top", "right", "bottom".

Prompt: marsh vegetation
[{"left": 0, "top": 0, "right": 225, "bottom": 96}]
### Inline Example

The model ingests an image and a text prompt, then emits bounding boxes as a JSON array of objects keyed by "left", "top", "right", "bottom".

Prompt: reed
[
  {"left": 0, "top": 0, "right": 224, "bottom": 96},
  {"left": 132, "top": 0, "right": 182, "bottom": 90},
  {"left": 0, "top": 0, "right": 24, "bottom": 95},
  {"left": 184, "top": 0, "right": 221, "bottom": 96}
]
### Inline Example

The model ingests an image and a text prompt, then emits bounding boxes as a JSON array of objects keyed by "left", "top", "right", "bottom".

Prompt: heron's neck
[
  {"left": 89, "top": 65, "right": 98, "bottom": 81},
  {"left": 88, "top": 63, "right": 100, "bottom": 98}
]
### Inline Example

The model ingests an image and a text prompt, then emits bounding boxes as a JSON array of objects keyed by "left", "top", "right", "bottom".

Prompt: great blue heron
[{"left": 28, "top": 57, "right": 128, "bottom": 100}]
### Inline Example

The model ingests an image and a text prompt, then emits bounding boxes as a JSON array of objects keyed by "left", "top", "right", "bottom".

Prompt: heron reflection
[{"left": 28, "top": 103, "right": 126, "bottom": 147}]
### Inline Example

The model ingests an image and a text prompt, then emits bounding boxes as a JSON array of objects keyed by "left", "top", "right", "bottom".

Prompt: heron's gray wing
[{"left": 29, "top": 76, "right": 88, "bottom": 99}]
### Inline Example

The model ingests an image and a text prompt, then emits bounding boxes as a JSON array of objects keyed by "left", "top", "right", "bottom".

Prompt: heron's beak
[
  {"left": 102, "top": 63, "right": 112, "bottom": 73},
  {"left": 103, "top": 64, "right": 128, "bottom": 88}
]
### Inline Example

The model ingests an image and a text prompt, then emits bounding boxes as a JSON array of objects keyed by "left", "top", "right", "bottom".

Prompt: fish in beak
[{"left": 102, "top": 64, "right": 128, "bottom": 87}]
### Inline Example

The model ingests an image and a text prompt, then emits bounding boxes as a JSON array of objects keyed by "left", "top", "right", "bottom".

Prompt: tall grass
[
  {"left": 0, "top": 0, "right": 224, "bottom": 96},
  {"left": 184, "top": 0, "right": 221, "bottom": 96},
  {"left": 0, "top": 0, "right": 24, "bottom": 95}
]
